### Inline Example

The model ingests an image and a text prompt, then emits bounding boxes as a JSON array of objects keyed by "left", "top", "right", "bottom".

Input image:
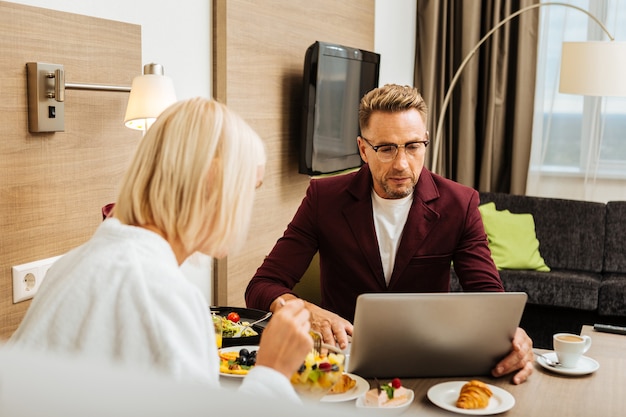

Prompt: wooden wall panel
[
  {"left": 0, "top": 2, "right": 141, "bottom": 339},
  {"left": 213, "top": 0, "right": 375, "bottom": 306}
]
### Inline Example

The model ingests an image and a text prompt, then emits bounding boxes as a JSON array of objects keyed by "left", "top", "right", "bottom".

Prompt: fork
[
  {"left": 310, "top": 330, "right": 342, "bottom": 355},
  {"left": 233, "top": 311, "right": 272, "bottom": 337},
  {"left": 311, "top": 330, "right": 323, "bottom": 354}
]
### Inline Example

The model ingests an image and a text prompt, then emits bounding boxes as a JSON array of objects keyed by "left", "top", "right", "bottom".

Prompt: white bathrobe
[{"left": 9, "top": 218, "right": 298, "bottom": 401}]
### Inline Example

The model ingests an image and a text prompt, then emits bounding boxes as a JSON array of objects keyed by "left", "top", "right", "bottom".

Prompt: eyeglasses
[{"left": 361, "top": 134, "right": 429, "bottom": 162}]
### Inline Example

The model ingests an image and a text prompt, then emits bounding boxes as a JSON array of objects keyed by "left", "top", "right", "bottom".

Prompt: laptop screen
[{"left": 345, "top": 292, "right": 527, "bottom": 378}]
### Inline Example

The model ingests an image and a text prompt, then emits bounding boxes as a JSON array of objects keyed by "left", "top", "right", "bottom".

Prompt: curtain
[{"left": 415, "top": 0, "right": 539, "bottom": 194}]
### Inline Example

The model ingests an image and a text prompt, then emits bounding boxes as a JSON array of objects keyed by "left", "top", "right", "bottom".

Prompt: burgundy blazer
[{"left": 245, "top": 165, "right": 503, "bottom": 322}]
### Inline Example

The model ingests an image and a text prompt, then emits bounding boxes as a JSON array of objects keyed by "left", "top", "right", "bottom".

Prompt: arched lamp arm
[{"left": 430, "top": 1, "right": 614, "bottom": 175}]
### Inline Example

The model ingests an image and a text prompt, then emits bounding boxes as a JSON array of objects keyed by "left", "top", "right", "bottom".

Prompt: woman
[{"left": 9, "top": 98, "right": 312, "bottom": 400}]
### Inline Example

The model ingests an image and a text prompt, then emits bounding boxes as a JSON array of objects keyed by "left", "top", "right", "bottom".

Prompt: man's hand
[
  {"left": 306, "top": 302, "right": 353, "bottom": 350},
  {"left": 492, "top": 327, "right": 534, "bottom": 384},
  {"left": 270, "top": 294, "right": 353, "bottom": 349}
]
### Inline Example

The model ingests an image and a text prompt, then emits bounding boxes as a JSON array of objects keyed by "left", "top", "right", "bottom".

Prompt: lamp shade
[
  {"left": 124, "top": 63, "right": 177, "bottom": 131},
  {"left": 560, "top": 41, "right": 626, "bottom": 97}
]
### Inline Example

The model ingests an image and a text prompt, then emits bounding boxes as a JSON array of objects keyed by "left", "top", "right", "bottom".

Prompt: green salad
[{"left": 221, "top": 316, "right": 259, "bottom": 338}]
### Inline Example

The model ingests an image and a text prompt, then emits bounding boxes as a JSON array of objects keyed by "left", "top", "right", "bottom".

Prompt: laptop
[{"left": 345, "top": 292, "right": 527, "bottom": 378}]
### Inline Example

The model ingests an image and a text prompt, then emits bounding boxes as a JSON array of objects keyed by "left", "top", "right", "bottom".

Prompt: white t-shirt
[
  {"left": 8, "top": 218, "right": 298, "bottom": 401},
  {"left": 371, "top": 190, "right": 413, "bottom": 285}
]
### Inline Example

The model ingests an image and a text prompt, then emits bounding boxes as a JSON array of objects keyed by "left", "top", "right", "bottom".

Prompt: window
[{"left": 530, "top": 0, "right": 626, "bottom": 179}]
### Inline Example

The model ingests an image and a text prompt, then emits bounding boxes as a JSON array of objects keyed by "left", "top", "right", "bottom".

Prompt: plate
[
  {"left": 321, "top": 373, "right": 369, "bottom": 402},
  {"left": 218, "top": 345, "right": 259, "bottom": 378},
  {"left": 427, "top": 381, "right": 515, "bottom": 415},
  {"left": 210, "top": 306, "right": 269, "bottom": 347},
  {"left": 536, "top": 351, "right": 599, "bottom": 376}
]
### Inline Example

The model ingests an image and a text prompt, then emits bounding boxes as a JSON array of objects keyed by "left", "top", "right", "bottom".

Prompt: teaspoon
[{"left": 536, "top": 352, "right": 561, "bottom": 367}]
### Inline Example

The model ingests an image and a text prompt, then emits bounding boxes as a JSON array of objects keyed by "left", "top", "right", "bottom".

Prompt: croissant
[
  {"left": 456, "top": 380, "right": 493, "bottom": 409},
  {"left": 329, "top": 373, "right": 356, "bottom": 394}
]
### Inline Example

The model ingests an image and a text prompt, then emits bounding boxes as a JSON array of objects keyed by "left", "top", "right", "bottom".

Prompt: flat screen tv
[{"left": 299, "top": 41, "right": 380, "bottom": 175}]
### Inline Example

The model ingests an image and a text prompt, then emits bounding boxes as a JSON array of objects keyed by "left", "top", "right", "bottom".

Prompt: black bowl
[{"left": 210, "top": 306, "right": 270, "bottom": 347}]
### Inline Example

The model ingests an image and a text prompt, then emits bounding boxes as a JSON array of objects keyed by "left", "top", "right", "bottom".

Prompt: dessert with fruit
[{"left": 364, "top": 378, "right": 411, "bottom": 407}]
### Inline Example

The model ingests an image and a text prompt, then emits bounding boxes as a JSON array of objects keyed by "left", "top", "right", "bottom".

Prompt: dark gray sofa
[
  {"left": 452, "top": 192, "right": 626, "bottom": 348},
  {"left": 600, "top": 201, "right": 626, "bottom": 317}
]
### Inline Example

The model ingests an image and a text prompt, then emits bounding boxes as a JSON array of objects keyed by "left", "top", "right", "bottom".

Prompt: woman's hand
[{"left": 255, "top": 298, "right": 313, "bottom": 379}]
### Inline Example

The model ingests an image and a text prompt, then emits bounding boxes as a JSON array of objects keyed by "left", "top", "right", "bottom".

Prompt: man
[{"left": 246, "top": 84, "right": 534, "bottom": 384}]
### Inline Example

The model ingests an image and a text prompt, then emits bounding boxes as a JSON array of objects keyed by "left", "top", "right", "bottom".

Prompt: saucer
[{"left": 536, "top": 351, "right": 599, "bottom": 375}]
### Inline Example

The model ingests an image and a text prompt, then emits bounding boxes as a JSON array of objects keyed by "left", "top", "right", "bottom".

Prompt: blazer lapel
[{"left": 343, "top": 166, "right": 387, "bottom": 288}]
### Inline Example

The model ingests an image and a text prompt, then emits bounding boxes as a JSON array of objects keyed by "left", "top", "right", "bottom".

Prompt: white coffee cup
[{"left": 553, "top": 333, "right": 592, "bottom": 368}]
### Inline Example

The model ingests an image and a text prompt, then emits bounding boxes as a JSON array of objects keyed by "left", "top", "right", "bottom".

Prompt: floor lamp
[{"left": 431, "top": 1, "right": 626, "bottom": 175}]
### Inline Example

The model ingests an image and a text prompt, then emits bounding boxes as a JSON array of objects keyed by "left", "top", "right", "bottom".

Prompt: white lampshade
[
  {"left": 560, "top": 41, "right": 626, "bottom": 97},
  {"left": 124, "top": 63, "right": 177, "bottom": 131}
]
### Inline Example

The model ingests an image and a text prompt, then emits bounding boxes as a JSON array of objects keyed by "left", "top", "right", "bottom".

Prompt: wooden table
[
  {"left": 342, "top": 325, "right": 624, "bottom": 416},
  {"left": 221, "top": 325, "right": 623, "bottom": 415}
]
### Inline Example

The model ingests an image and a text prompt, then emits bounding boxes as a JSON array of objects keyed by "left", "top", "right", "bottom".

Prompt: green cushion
[{"left": 478, "top": 202, "right": 550, "bottom": 271}]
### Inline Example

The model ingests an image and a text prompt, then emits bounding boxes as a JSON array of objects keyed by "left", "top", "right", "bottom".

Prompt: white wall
[{"left": 375, "top": 0, "right": 416, "bottom": 86}]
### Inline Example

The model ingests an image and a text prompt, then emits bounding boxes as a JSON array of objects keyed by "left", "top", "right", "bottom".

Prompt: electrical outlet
[{"left": 12, "top": 255, "right": 63, "bottom": 303}]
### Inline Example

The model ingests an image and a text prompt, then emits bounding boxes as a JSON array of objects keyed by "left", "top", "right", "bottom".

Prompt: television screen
[{"left": 299, "top": 41, "right": 380, "bottom": 175}]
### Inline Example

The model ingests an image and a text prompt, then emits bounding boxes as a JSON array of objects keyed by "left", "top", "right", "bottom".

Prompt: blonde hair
[
  {"left": 359, "top": 84, "right": 428, "bottom": 130},
  {"left": 114, "top": 97, "right": 266, "bottom": 256}
]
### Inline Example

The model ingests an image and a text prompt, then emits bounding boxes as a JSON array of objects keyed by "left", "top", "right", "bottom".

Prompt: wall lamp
[
  {"left": 124, "top": 63, "right": 177, "bottom": 132},
  {"left": 430, "top": 1, "right": 626, "bottom": 174},
  {"left": 26, "top": 62, "right": 176, "bottom": 134}
]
